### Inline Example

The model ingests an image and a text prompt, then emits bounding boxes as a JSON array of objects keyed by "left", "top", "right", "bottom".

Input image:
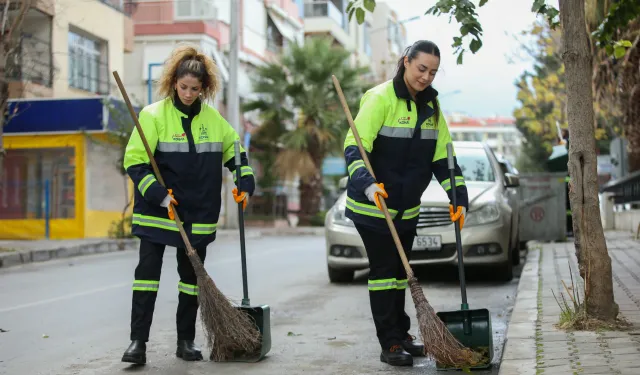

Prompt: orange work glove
[
  {"left": 449, "top": 205, "right": 465, "bottom": 230},
  {"left": 232, "top": 187, "right": 247, "bottom": 211},
  {"left": 161, "top": 188, "right": 178, "bottom": 220},
  {"left": 364, "top": 182, "right": 388, "bottom": 211}
]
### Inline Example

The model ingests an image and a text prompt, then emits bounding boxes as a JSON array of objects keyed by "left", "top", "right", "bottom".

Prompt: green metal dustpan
[
  {"left": 436, "top": 144, "right": 493, "bottom": 371},
  {"left": 225, "top": 141, "right": 271, "bottom": 363}
]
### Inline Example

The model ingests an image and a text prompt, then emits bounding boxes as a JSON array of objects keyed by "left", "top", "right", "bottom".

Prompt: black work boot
[
  {"left": 122, "top": 340, "right": 146, "bottom": 364},
  {"left": 380, "top": 344, "right": 413, "bottom": 366},
  {"left": 402, "top": 334, "right": 425, "bottom": 357},
  {"left": 176, "top": 340, "right": 203, "bottom": 361}
]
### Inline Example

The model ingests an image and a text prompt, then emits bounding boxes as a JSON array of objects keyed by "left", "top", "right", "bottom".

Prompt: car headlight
[
  {"left": 332, "top": 205, "right": 354, "bottom": 227},
  {"left": 465, "top": 203, "right": 500, "bottom": 227}
]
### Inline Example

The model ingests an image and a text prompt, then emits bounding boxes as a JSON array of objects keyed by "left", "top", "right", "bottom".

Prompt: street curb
[
  {"left": 498, "top": 241, "right": 540, "bottom": 375},
  {"left": 0, "top": 227, "right": 324, "bottom": 270},
  {"left": 0, "top": 238, "right": 141, "bottom": 269}
]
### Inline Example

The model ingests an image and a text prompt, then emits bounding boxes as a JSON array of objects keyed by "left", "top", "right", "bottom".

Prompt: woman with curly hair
[{"left": 121, "top": 44, "right": 255, "bottom": 365}]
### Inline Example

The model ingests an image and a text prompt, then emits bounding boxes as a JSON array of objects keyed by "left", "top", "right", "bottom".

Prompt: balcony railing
[
  {"left": 5, "top": 33, "right": 53, "bottom": 87},
  {"left": 304, "top": 1, "right": 345, "bottom": 30}
]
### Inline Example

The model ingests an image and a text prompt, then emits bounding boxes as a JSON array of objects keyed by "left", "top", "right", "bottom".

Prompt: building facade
[
  {"left": 368, "top": 1, "right": 407, "bottom": 83},
  {"left": 1, "top": 0, "right": 135, "bottom": 240},
  {"left": 447, "top": 113, "right": 523, "bottom": 164}
]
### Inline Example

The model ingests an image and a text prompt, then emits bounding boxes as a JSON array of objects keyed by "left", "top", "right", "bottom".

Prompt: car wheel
[
  {"left": 497, "top": 260, "right": 514, "bottom": 282},
  {"left": 512, "top": 235, "right": 521, "bottom": 266},
  {"left": 328, "top": 266, "right": 354, "bottom": 283}
]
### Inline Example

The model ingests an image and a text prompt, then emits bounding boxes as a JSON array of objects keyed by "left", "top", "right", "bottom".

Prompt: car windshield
[{"left": 432, "top": 146, "right": 495, "bottom": 182}]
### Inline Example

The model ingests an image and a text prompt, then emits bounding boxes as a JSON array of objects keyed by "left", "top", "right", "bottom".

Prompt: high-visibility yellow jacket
[
  {"left": 344, "top": 77, "right": 468, "bottom": 232},
  {"left": 124, "top": 97, "right": 254, "bottom": 247}
]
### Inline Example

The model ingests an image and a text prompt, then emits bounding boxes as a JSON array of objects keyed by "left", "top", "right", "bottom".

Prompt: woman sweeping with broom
[
  {"left": 121, "top": 44, "right": 255, "bottom": 365},
  {"left": 343, "top": 40, "right": 469, "bottom": 367}
]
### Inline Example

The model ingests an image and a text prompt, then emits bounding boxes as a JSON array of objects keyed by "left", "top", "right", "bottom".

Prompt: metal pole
[
  {"left": 147, "top": 63, "right": 163, "bottom": 105},
  {"left": 44, "top": 179, "right": 50, "bottom": 239},
  {"left": 224, "top": 0, "right": 240, "bottom": 229}
]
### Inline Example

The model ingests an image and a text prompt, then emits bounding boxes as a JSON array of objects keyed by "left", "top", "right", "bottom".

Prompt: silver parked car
[{"left": 324, "top": 141, "right": 520, "bottom": 283}]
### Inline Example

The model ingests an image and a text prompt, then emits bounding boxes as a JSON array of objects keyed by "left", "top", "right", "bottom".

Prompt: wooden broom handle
[
  {"left": 112, "top": 71, "right": 196, "bottom": 256},
  {"left": 331, "top": 75, "right": 414, "bottom": 279}
]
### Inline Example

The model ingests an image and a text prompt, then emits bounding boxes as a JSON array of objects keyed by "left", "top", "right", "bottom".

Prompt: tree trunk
[
  {"left": 297, "top": 170, "right": 323, "bottom": 226},
  {"left": 559, "top": 0, "right": 618, "bottom": 321}
]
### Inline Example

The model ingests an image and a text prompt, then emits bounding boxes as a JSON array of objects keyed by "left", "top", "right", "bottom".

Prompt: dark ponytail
[{"left": 394, "top": 40, "right": 442, "bottom": 125}]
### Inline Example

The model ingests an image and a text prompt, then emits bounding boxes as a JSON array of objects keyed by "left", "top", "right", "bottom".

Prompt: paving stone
[
  {"left": 498, "top": 359, "right": 536, "bottom": 375},
  {"left": 573, "top": 346, "right": 605, "bottom": 355},
  {"left": 575, "top": 356, "right": 609, "bottom": 366},
  {"left": 609, "top": 347, "right": 640, "bottom": 355},
  {"left": 609, "top": 352, "right": 640, "bottom": 362},
  {"left": 541, "top": 348, "right": 575, "bottom": 360},
  {"left": 537, "top": 364, "right": 574, "bottom": 373},
  {"left": 578, "top": 365, "right": 615, "bottom": 374},
  {"left": 538, "top": 358, "right": 574, "bottom": 368},
  {"left": 506, "top": 322, "right": 536, "bottom": 339},
  {"left": 502, "top": 338, "right": 536, "bottom": 360},
  {"left": 599, "top": 331, "right": 637, "bottom": 339},
  {"left": 541, "top": 332, "right": 570, "bottom": 342},
  {"left": 540, "top": 340, "right": 571, "bottom": 350},
  {"left": 571, "top": 331, "right": 599, "bottom": 339}
]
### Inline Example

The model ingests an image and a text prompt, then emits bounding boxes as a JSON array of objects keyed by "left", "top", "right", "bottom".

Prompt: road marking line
[
  {"left": 0, "top": 246, "right": 300, "bottom": 313},
  {"left": 0, "top": 283, "right": 130, "bottom": 313}
]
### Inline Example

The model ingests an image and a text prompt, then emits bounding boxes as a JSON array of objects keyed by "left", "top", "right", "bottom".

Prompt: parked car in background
[
  {"left": 324, "top": 141, "right": 520, "bottom": 283},
  {"left": 495, "top": 153, "right": 522, "bottom": 264}
]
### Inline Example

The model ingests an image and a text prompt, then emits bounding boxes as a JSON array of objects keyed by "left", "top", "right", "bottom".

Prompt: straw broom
[
  {"left": 112, "top": 71, "right": 261, "bottom": 361},
  {"left": 331, "top": 75, "right": 481, "bottom": 368}
]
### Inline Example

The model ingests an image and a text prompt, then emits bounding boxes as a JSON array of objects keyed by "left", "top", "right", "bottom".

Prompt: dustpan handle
[
  {"left": 235, "top": 140, "right": 250, "bottom": 306},
  {"left": 447, "top": 143, "right": 468, "bottom": 310}
]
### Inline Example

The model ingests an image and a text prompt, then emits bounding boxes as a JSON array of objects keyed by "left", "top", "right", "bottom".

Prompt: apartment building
[
  {"left": 124, "top": 0, "right": 304, "bottom": 109},
  {"left": 1, "top": 0, "right": 135, "bottom": 240},
  {"left": 368, "top": 1, "right": 407, "bottom": 82},
  {"left": 302, "top": 0, "right": 373, "bottom": 70},
  {"left": 447, "top": 113, "right": 523, "bottom": 164}
]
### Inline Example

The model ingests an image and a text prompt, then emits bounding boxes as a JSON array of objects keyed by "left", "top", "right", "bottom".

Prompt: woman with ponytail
[
  {"left": 121, "top": 44, "right": 255, "bottom": 365},
  {"left": 343, "top": 40, "right": 469, "bottom": 366}
]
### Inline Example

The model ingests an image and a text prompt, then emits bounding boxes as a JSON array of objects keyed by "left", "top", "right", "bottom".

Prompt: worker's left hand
[
  {"left": 232, "top": 187, "right": 247, "bottom": 211},
  {"left": 449, "top": 205, "right": 466, "bottom": 230}
]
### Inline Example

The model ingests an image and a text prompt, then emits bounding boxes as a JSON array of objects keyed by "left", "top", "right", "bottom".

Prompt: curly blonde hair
[{"left": 156, "top": 44, "right": 221, "bottom": 102}]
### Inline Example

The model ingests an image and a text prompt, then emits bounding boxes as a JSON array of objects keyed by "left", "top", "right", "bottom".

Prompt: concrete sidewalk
[
  {"left": 0, "top": 226, "right": 324, "bottom": 269},
  {"left": 499, "top": 231, "right": 640, "bottom": 375}
]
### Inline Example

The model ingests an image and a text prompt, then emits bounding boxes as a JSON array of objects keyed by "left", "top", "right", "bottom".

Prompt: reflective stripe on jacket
[
  {"left": 124, "top": 96, "right": 255, "bottom": 247},
  {"left": 343, "top": 77, "right": 468, "bottom": 232}
]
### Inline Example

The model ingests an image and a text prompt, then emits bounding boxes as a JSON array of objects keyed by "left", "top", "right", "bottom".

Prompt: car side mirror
[
  {"left": 338, "top": 176, "right": 348, "bottom": 190},
  {"left": 504, "top": 173, "right": 519, "bottom": 188}
]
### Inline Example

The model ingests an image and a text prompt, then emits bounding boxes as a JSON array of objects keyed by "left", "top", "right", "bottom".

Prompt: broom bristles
[
  {"left": 187, "top": 255, "right": 262, "bottom": 361},
  {"left": 408, "top": 277, "right": 483, "bottom": 368}
]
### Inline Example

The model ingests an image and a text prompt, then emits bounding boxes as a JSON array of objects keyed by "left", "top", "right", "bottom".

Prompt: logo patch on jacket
[
  {"left": 172, "top": 133, "right": 186, "bottom": 141},
  {"left": 398, "top": 116, "right": 411, "bottom": 125},
  {"left": 423, "top": 118, "right": 437, "bottom": 129},
  {"left": 199, "top": 124, "right": 209, "bottom": 141}
]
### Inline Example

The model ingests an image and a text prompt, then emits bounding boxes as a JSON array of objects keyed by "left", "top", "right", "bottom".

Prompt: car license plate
[{"left": 413, "top": 235, "right": 442, "bottom": 251}]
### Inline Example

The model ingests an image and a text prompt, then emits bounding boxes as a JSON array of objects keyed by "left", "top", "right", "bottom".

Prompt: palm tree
[{"left": 243, "top": 36, "right": 371, "bottom": 225}]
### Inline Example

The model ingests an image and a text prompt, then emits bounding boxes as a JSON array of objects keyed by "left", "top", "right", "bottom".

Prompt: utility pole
[{"left": 224, "top": 0, "right": 240, "bottom": 229}]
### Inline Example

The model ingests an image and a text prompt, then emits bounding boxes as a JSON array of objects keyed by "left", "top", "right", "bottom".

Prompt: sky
[{"left": 380, "top": 0, "right": 549, "bottom": 118}]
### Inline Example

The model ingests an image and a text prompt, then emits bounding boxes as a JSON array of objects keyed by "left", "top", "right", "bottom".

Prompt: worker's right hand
[
  {"left": 160, "top": 188, "right": 178, "bottom": 220},
  {"left": 364, "top": 182, "right": 388, "bottom": 211},
  {"left": 232, "top": 187, "right": 247, "bottom": 211}
]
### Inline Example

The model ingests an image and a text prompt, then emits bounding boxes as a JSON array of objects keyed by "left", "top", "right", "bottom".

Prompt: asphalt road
[{"left": 0, "top": 235, "right": 524, "bottom": 375}]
